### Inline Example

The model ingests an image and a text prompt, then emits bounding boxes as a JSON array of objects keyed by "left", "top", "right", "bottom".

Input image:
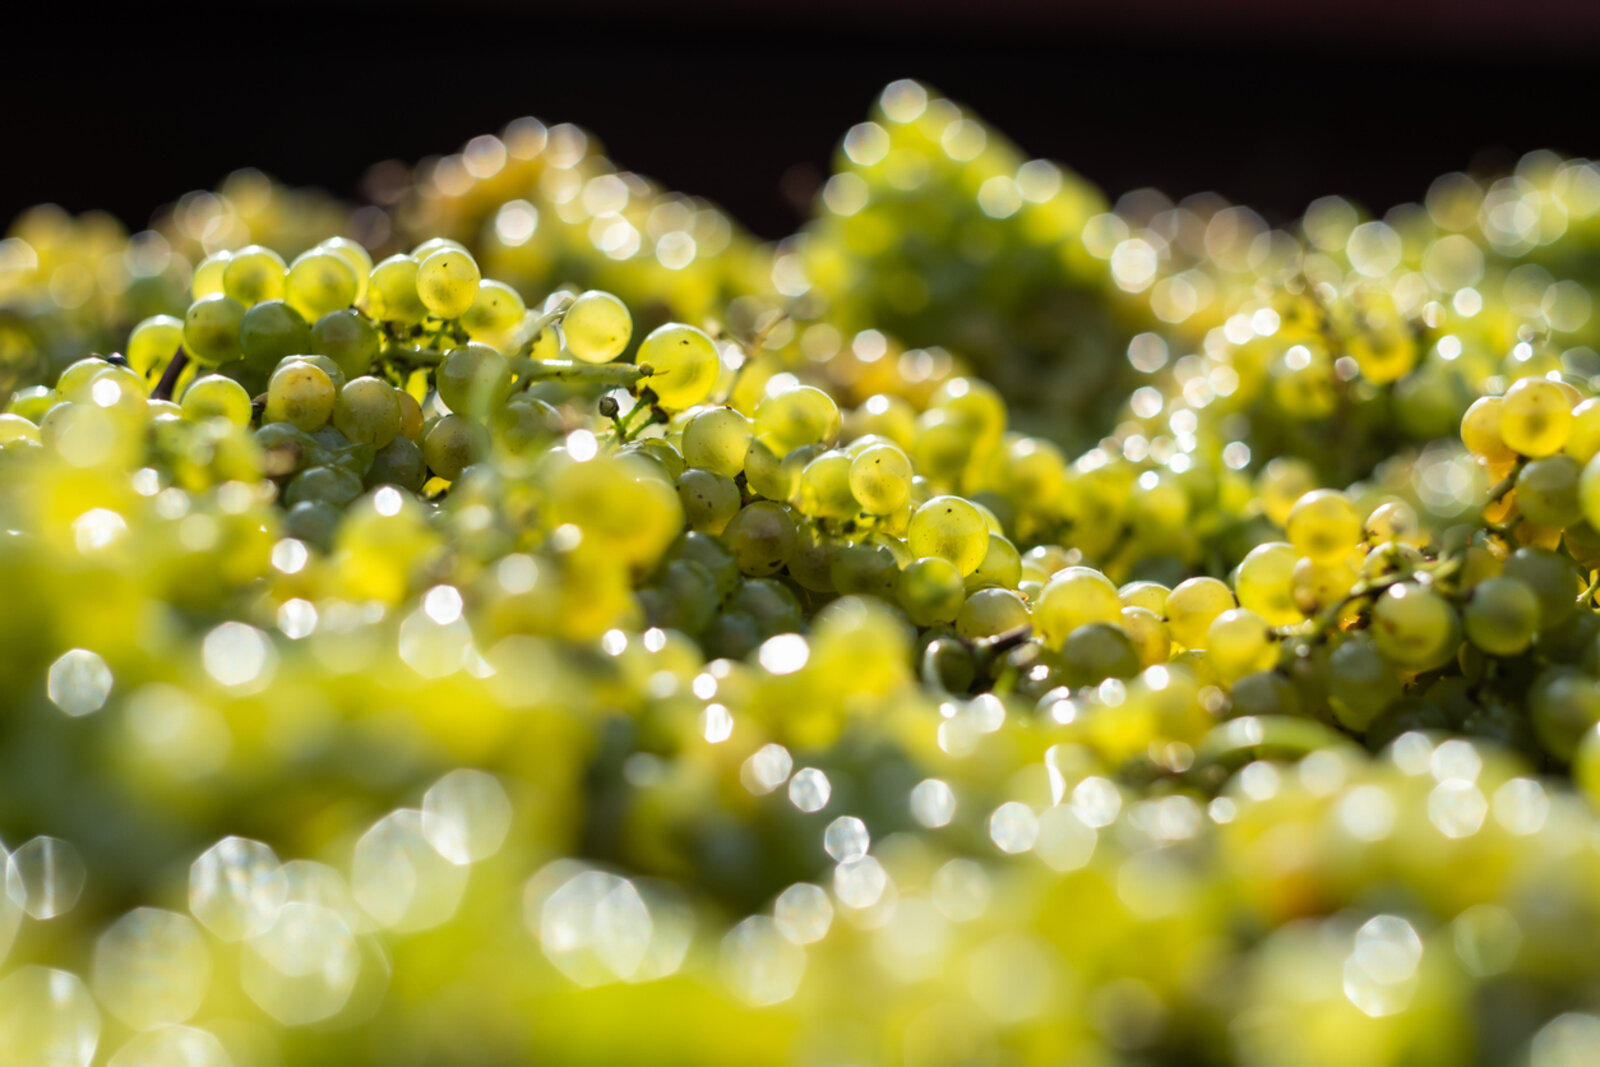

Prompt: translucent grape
[
  {"left": 311, "top": 309, "right": 380, "bottom": 379},
  {"left": 462, "top": 279, "right": 526, "bottom": 343},
  {"left": 1460, "top": 396, "right": 1516, "bottom": 466},
  {"left": 333, "top": 377, "right": 402, "bottom": 447},
  {"left": 968, "top": 533, "right": 1022, "bottom": 590},
  {"left": 955, "top": 587, "right": 1030, "bottom": 639},
  {"left": 563, "top": 290, "right": 633, "bottom": 363},
  {"left": 221, "top": 244, "right": 286, "bottom": 306},
  {"left": 1516, "top": 454, "right": 1582, "bottom": 527},
  {"left": 1464, "top": 576, "right": 1541, "bottom": 656},
  {"left": 754, "top": 386, "right": 840, "bottom": 454},
  {"left": 897, "top": 556, "right": 966, "bottom": 626},
  {"left": 285, "top": 249, "right": 359, "bottom": 321},
  {"left": 265, "top": 360, "right": 336, "bottom": 431},
  {"left": 317, "top": 236, "right": 373, "bottom": 301},
  {"left": 907, "top": 495, "right": 988, "bottom": 575},
  {"left": 365, "top": 254, "right": 428, "bottom": 326},
  {"left": 1059, "top": 622, "right": 1141, "bottom": 686},
  {"left": 681, "top": 407, "right": 752, "bottom": 477},
  {"left": 126, "top": 315, "right": 184, "bottom": 378},
  {"left": 437, "top": 343, "right": 513, "bottom": 416},
  {"left": 638, "top": 323, "right": 720, "bottom": 410},
  {"left": 676, "top": 468, "right": 741, "bottom": 534},
  {"left": 180, "top": 375, "right": 252, "bottom": 427},
  {"left": 416, "top": 248, "right": 481, "bottom": 318},
  {"left": 423, "top": 415, "right": 483, "bottom": 481},
  {"left": 1034, "top": 566, "right": 1122, "bottom": 648},
  {"left": 1501, "top": 377, "right": 1572, "bottom": 457},
  {"left": 1206, "top": 608, "right": 1276, "bottom": 681},
  {"left": 1502, "top": 545, "right": 1582, "bottom": 628},
  {"left": 848, "top": 442, "right": 913, "bottom": 514},
  {"left": 797, "top": 451, "right": 859, "bottom": 520},
  {"left": 1286, "top": 489, "right": 1362, "bottom": 563},
  {"left": 1165, "top": 576, "right": 1237, "bottom": 649},
  {"left": 1234, "top": 542, "right": 1300, "bottom": 625},
  {"left": 239, "top": 300, "right": 311, "bottom": 372},
  {"left": 190, "top": 251, "right": 231, "bottom": 299},
  {"left": 723, "top": 501, "right": 797, "bottom": 576},
  {"left": 1371, "top": 583, "right": 1459, "bottom": 670},
  {"left": 182, "top": 294, "right": 246, "bottom": 365}
]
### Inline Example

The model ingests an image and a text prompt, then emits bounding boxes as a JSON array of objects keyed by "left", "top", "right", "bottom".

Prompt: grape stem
[
  {"left": 524, "top": 360, "right": 654, "bottom": 387},
  {"left": 150, "top": 347, "right": 189, "bottom": 402}
]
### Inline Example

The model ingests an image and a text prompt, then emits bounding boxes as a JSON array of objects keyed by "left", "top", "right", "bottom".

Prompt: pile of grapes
[{"left": 4, "top": 79, "right": 1600, "bottom": 1065}]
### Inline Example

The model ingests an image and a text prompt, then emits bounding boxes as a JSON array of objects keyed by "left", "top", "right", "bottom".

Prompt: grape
[
  {"left": 967, "top": 533, "right": 1021, "bottom": 590},
  {"left": 1460, "top": 395, "right": 1516, "bottom": 466},
  {"left": 1120, "top": 606, "right": 1171, "bottom": 667},
  {"left": 1206, "top": 608, "right": 1276, "bottom": 681},
  {"left": 797, "top": 451, "right": 858, "bottom": 520},
  {"left": 1233, "top": 542, "right": 1300, "bottom": 626},
  {"left": 954, "top": 587, "right": 1030, "bottom": 639},
  {"left": 897, "top": 556, "right": 966, "bottom": 626},
  {"left": 286, "top": 464, "right": 365, "bottom": 509},
  {"left": 848, "top": 442, "right": 913, "bottom": 514},
  {"left": 190, "top": 250, "right": 232, "bottom": 298},
  {"left": 754, "top": 386, "right": 840, "bottom": 454},
  {"left": 829, "top": 542, "right": 900, "bottom": 600},
  {"left": 1530, "top": 669, "right": 1600, "bottom": 762},
  {"left": 563, "top": 290, "right": 633, "bottom": 363},
  {"left": 1327, "top": 635, "right": 1401, "bottom": 731},
  {"left": 284, "top": 249, "right": 359, "bottom": 321},
  {"left": 422, "top": 415, "right": 482, "bottom": 481},
  {"left": 1034, "top": 566, "right": 1122, "bottom": 648},
  {"left": 239, "top": 301, "right": 311, "bottom": 373},
  {"left": 1059, "top": 622, "right": 1141, "bottom": 686},
  {"left": 744, "top": 438, "right": 797, "bottom": 502},
  {"left": 462, "top": 280, "right": 526, "bottom": 343},
  {"left": 1566, "top": 397, "right": 1600, "bottom": 462},
  {"left": 1118, "top": 581, "right": 1170, "bottom": 613},
  {"left": 1165, "top": 576, "right": 1236, "bottom": 649},
  {"left": 333, "top": 377, "right": 402, "bottom": 448},
  {"left": 1370, "top": 583, "right": 1459, "bottom": 670},
  {"left": 723, "top": 501, "right": 797, "bottom": 576},
  {"left": 1502, "top": 546, "right": 1582, "bottom": 629},
  {"left": 264, "top": 361, "right": 335, "bottom": 431},
  {"left": 221, "top": 245, "right": 287, "bottom": 306},
  {"left": 676, "top": 468, "right": 741, "bottom": 534},
  {"left": 127, "top": 315, "right": 184, "bottom": 378},
  {"left": 1286, "top": 489, "right": 1362, "bottom": 564},
  {"left": 182, "top": 294, "right": 247, "bottom": 365},
  {"left": 311, "top": 310, "right": 380, "bottom": 379},
  {"left": 681, "top": 407, "right": 751, "bottom": 477},
  {"left": 637, "top": 323, "right": 720, "bottom": 410},
  {"left": 1464, "top": 576, "right": 1541, "bottom": 656},
  {"left": 1364, "top": 501, "right": 1419, "bottom": 545},
  {"left": 365, "top": 254, "right": 428, "bottom": 326},
  {"left": 1500, "top": 377, "right": 1572, "bottom": 457},
  {"left": 397, "top": 390, "right": 424, "bottom": 442},
  {"left": 365, "top": 436, "right": 426, "bottom": 492},
  {"left": 728, "top": 578, "right": 803, "bottom": 636},
  {"left": 416, "top": 248, "right": 481, "bottom": 319},
  {"left": 317, "top": 236, "right": 373, "bottom": 301},
  {"left": 180, "top": 375, "right": 252, "bottom": 427},
  {"left": 437, "top": 344, "right": 513, "bottom": 416},
  {"left": 1515, "top": 454, "right": 1582, "bottom": 527},
  {"left": 1257, "top": 457, "right": 1318, "bottom": 526}
]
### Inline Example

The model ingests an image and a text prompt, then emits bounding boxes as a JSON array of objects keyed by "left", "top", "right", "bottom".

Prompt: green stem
[{"left": 523, "top": 360, "right": 653, "bottom": 387}]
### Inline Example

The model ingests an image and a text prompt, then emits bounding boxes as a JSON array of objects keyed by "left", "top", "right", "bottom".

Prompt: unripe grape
[
  {"left": 638, "top": 323, "right": 720, "bottom": 410},
  {"left": 897, "top": 556, "right": 966, "bottom": 626},
  {"left": 239, "top": 300, "right": 311, "bottom": 373},
  {"left": 1370, "top": 583, "right": 1459, "bottom": 670},
  {"left": 334, "top": 377, "right": 402, "bottom": 447},
  {"left": 423, "top": 414, "right": 482, "bottom": 480},
  {"left": 907, "top": 495, "right": 988, "bottom": 575},
  {"left": 723, "top": 501, "right": 797, "bottom": 576},
  {"left": 1516, "top": 454, "right": 1582, "bottom": 527},
  {"left": 1500, "top": 377, "right": 1572, "bottom": 457},
  {"left": 955, "top": 587, "right": 1030, "bottom": 640},
  {"left": 437, "top": 344, "right": 513, "bottom": 416},
  {"left": 416, "top": 249, "right": 482, "bottom": 319},
  {"left": 311, "top": 309, "right": 380, "bottom": 379},
  {"left": 1463, "top": 576, "right": 1541, "bottom": 656},
  {"left": 563, "top": 290, "right": 633, "bottom": 363}
]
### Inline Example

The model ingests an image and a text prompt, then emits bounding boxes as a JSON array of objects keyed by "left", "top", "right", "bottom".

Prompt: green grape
[
  {"left": 563, "top": 291, "right": 633, "bottom": 365},
  {"left": 365, "top": 254, "right": 428, "bottom": 326},
  {"left": 1370, "top": 583, "right": 1459, "bottom": 670},
  {"left": 1500, "top": 376, "right": 1572, "bottom": 457},
  {"left": 642, "top": 559, "right": 720, "bottom": 635},
  {"left": 1461, "top": 394, "right": 1517, "bottom": 466},
  {"left": 416, "top": 248, "right": 481, "bottom": 318},
  {"left": 848, "top": 442, "right": 912, "bottom": 514},
  {"left": 907, "top": 495, "right": 988, "bottom": 574},
  {"left": 221, "top": 244, "right": 286, "bottom": 306},
  {"left": 278, "top": 353, "right": 346, "bottom": 392},
  {"left": 676, "top": 468, "right": 741, "bottom": 534},
  {"left": 437, "top": 343, "right": 513, "bottom": 416},
  {"left": 1463, "top": 576, "right": 1541, "bottom": 656},
  {"left": 830, "top": 542, "right": 900, "bottom": 599},
  {"left": 1578, "top": 451, "right": 1600, "bottom": 530},
  {"left": 798, "top": 450, "right": 859, "bottom": 520},
  {"left": 1502, "top": 545, "right": 1582, "bottom": 629},
  {"left": 412, "top": 236, "right": 468, "bottom": 258},
  {"left": 1034, "top": 566, "right": 1122, "bottom": 648},
  {"left": 967, "top": 533, "right": 1021, "bottom": 590},
  {"left": 494, "top": 396, "right": 560, "bottom": 452},
  {"left": 126, "top": 315, "right": 184, "bottom": 378},
  {"left": 1327, "top": 635, "right": 1401, "bottom": 731},
  {"left": 1530, "top": 668, "right": 1600, "bottom": 761},
  {"left": 182, "top": 294, "right": 246, "bottom": 365},
  {"left": 239, "top": 300, "right": 311, "bottom": 372},
  {"left": 637, "top": 323, "right": 720, "bottom": 410},
  {"left": 461, "top": 279, "right": 526, "bottom": 343},
  {"left": 285, "top": 499, "right": 340, "bottom": 548},
  {"left": 1165, "top": 576, "right": 1237, "bottom": 649},
  {"left": 333, "top": 377, "right": 402, "bottom": 447},
  {"left": 284, "top": 249, "right": 359, "bottom": 320},
  {"left": 264, "top": 360, "right": 335, "bottom": 431},
  {"left": 897, "top": 556, "right": 967, "bottom": 626},
  {"left": 1257, "top": 456, "right": 1319, "bottom": 527},
  {"left": 1206, "top": 608, "right": 1276, "bottom": 681},
  {"left": 0, "top": 413, "right": 41, "bottom": 447},
  {"left": 423, "top": 414, "right": 483, "bottom": 481},
  {"left": 398, "top": 389, "right": 424, "bottom": 442},
  {"left": 7, "top": 386, "right": 54, "bottom": 422},
  {"left": 1363, "top": 500, "right": 1419, "bottom": 545},
  {"left": 785, "top": 518, "right": 838, "bottom": 592},
  {"left": 1120, "top": 606, "right": 1171, "bottom": 667},
  {"left": 954, "top": 587, "right": 1030, "bottom": 639},
  {"left": 1118, "top": 581, "right": 1169, "bottom": 613},
  {"left": 1566, "top": 397, "right": 1600, "bottom": 463},
  {"left": 671, "top": 531, "right": 739, "bottom": 599},
  {"left": 1233, "top": 542, "right": 1300, "bottom": 626},
  {"left": 190, "top": 250, "right": 232, "bottom": 298},
  {"left": 754, "top": 385, "right": 841, "bottom": 455},
  {"left": 1228, "top": 670, "right": 1301, "bottom": 718},
  {"left": 311, "top": 309, "right": 380, "bottom": 379},
  {"left": 1516, "top": 454, "right": 1582, "bottom": 527},
  {"left": 180, "top": 374, "right": 252, "bottom": 427},
  {"left": 364, "top": 436, "right": 426, "bottom": 492},
  {"left": 285, "top": 463, "right": 365, "bottom": 509},
  {"left": 723, "top": 500, "right": 797, "bottom": 576},
  {"left": 681, "top": 407, "right": 752, "bottom": 477},
  {"left": 318, "top": 236, "right": 373, "bottom": 301},
  {"left": 1286, "top": 489, "right": 1361, "bottom": 563},
  {"left": 55, "top": 357, "right": 109, "bottom": 400},
  {"left": 744, "top": 437, "right": 796, "bottom": 501},
  {"left": 727, "top": 577, "right": 803, "bottom": 636},
  {"left": 1059, "top": 622, "right": 1141, "bottom": 686}
]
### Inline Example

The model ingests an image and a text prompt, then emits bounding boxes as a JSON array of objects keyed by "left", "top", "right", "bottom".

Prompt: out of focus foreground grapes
[{"left": 4, "top": 79, "right": 1600, "bottom": 1065}]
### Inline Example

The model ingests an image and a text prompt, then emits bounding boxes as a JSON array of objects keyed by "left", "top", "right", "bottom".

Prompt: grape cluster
[{"left": 6, "top": 85, "right": 1600, "bottom": 1067}]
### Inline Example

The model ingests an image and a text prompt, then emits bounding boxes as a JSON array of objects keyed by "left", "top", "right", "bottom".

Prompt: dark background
[{"left": 6, "top": 1, "right": 1600, "bottom": 239}]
